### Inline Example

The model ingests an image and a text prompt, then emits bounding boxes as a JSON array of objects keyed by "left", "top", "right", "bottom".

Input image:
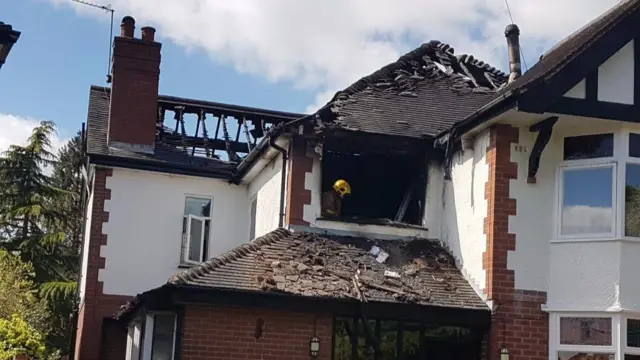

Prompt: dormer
[{"left": 278, "top": 41, "right": 508, "bottom": 240}]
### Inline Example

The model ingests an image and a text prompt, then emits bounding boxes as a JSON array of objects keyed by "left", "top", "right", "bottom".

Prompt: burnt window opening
[{"left": 321, "top": 149, "right": 426, "bottom": 226}]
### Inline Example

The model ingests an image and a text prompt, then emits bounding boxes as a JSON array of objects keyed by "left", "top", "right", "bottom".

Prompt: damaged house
[{"left": 76, "top": 1, "right": 640, "bottom": 360}]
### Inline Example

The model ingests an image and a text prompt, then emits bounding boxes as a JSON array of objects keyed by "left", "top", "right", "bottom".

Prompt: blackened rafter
[{"left": 156, "top": 98, "right": 305, "bottom": 161}]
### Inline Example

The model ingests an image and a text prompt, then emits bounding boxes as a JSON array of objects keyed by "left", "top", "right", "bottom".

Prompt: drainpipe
[{"left": 269, "top": 136, "right": 288, "bottom": 228}]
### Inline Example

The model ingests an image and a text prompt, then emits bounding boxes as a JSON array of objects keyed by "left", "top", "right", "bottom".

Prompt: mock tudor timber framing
[{"left": 521, "top": 7, "right": 640, "bottom": 121}]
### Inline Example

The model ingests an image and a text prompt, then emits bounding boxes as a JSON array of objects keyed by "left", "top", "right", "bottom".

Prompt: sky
[{"left": 0, "top": 0, "right": 623, "bottom": 155}]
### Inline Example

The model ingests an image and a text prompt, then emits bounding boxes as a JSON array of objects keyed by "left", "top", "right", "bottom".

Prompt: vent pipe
[{"left": 505, "top": 24, "right": 521, "bottom": 83}]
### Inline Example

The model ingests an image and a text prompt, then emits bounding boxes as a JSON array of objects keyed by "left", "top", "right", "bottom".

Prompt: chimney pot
[
  {"left": 141, "top": 26, "right": 156, "bottom": 42},
  {"left": 505, "top": 23, "right": 522, "bottom": 83},
  {"left": 121, "top": 16, "right": 135, "bottom": 38}
]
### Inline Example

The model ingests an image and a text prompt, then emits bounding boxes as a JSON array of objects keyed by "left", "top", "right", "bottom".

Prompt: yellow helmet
[{"left": 333, "top": 179, "right": 351, "bottom": 197}]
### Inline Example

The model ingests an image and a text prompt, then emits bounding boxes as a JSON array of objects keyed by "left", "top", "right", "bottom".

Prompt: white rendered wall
[
  {"left": 564, "top": 79, "right": 586, "bottom": 99},
  {"left": 78, "top": 177, "right": 95, "bottom": 303},
  {"left": 248, "top": 153, "right": 285, "bottom": 239},
  {"left": 507, "top": 127, "right": 553, "bottom": 292},
  {"left": 562, "top": 40, "right": 634, "bottom": 104},
  {"left": 441, "top": 130, "right": 490, "bottom": 296},
  {"left": 508, "top": 118, "right": 640, "bottom": 311},
  {"left": 423, "top": 161, "right": 444, "bottom": 232},
  {"left": 100, "top": 168, "right": 250, "bottom": 296},
  {"left": 597, "top": 40, "right": 634, "bottom": 105}
]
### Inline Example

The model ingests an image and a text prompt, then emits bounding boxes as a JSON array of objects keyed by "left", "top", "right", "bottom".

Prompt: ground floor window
[
  {"left": 333, "top": 317, "right": 481, "bottom": 360},
  {"left": 551, "top": 313, "right": 640, "bottom": 360},
  {"left": 127, "top": 312, "right": 177, "bottom": 360}
]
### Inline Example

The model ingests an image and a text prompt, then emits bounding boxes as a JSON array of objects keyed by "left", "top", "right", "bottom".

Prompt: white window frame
[
  {"left": 550, "top": 313, "right": 619, "bottom": 360},
  {"left": 126, "top": 321, "right": 144, "bottom": 360},
  {"left": 555, "top": 161, "right": 618, "bottom": 240},
  {"left": 621, "top": 131, "right": 640, "bottom": 242},
  {"left": 139, "top": 312, "right": 178, "bottom": 360},
  {"left": 623, "top": 316, "right": 640, "bottom": 356},
  {"left": 182, "top": 195, "right": 212, "bottom": 264},
  {"left": 184, "top": 214, "right": 207, "bottom": 264},
  {"left": 549, "top": 130, "right": 640, "bottom": 242}
]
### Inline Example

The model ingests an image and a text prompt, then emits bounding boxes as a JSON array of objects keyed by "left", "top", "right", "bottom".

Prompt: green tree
[
  {"left": 0, "top": 249, "right": 50, "bottom": 333},
  {"left": 0, "top": 121, "right": 82, "bottom": 354},
  {"left": 0, "top": 314, "right": 48, "bottom": 360},
  {"left": 0, "top": 121, "right": 72, "bottom": 282}
]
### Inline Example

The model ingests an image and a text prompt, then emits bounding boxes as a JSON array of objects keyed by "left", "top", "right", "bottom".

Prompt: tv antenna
[{"left": 71, "top": 0, "right": 115, "bottom": 83}]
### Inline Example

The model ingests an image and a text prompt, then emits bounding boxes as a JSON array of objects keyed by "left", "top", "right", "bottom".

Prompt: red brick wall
[
  {"left": 108, "top": 33, "right": 161, "bottom": 147},
  {"left": 286, "top": 137, "right": 314, "bottom": 226},
  {"left": 483, "top": 124, "right": 548, "bottom": 360},
  {"left": 181, "top": 304, "right": 333, "bottom": 360},
  {"left": 75, "top": 168, "right": 129, "bottom": 360}
]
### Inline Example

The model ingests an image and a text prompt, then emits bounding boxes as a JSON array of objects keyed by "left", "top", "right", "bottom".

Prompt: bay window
[
  {"left": 551, "top": 315, "right": 640, "bottom": 360},
  {"left": 557, "top": 131, "right": 640, "bottom": 241}
]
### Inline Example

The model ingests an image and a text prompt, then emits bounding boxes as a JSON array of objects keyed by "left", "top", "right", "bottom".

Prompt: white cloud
[
  {"left": 53, "top": 0, "right": 622, "bottom": 112},
  {"left": 561, "top": 205, "right": 614, "bottom": 235},
  {"left": 0, "top": 113, "right": 70, "bottom": 174}
]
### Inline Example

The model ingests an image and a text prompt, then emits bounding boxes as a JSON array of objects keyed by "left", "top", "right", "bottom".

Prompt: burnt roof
[
  {"left": 318, "top": 40, "right": 508, "bottom": 138},
  {"left": 85, "top": 86, "right": 303, "bottom": 179},
  {"left": 167, "top": 229, "right": 487, "bottom": 310}
]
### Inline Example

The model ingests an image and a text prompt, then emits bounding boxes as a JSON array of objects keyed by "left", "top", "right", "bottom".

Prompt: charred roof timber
[
  {"left": 505, "top": 24, "right": 522, "bottom": 83},
  {"left": 156, "top": 95, "right": 306, "bottom": 161}
]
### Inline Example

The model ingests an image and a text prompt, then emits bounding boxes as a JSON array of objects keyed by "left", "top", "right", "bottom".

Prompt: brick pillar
[
  {"left": 74, "top": 168, "right": 129, "bottom": 360},
  {"left": 286, "top": 137, "right": 314, "bottom": 226},
  {"left": 483, "top": 124, "right": 548, "bottom": 360}
]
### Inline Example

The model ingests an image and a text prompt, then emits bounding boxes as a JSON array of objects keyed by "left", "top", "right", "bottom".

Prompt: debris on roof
[
  {"left": 317, "top": 40, "right": 508, "bottom": 139},
  {"left": 168, "top": 229, "right": 488, "bottom": 310}
]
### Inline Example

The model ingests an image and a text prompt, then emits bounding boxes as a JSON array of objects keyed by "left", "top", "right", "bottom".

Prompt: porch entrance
[{"left": 333, "top": 317, "right": 483, "bottom": 360}]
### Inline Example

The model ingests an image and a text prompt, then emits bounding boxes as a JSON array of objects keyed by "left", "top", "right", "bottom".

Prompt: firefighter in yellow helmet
[{"left": 321, "top": 179, "right": 351, "bottom": 217}]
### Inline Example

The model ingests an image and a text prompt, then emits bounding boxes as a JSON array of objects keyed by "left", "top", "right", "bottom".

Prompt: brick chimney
[{"left": 108, "top": 16, "right": 161, "bottom": 153}]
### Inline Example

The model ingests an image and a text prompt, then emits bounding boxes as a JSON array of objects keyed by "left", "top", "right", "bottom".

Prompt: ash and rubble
[{"left": 255, "top": 232, "right": 459, "bottom": 305}]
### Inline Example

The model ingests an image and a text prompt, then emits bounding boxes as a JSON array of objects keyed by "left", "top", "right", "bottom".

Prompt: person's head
[{"left": 332, "top": 179, "right": 351, "bottom": 198}]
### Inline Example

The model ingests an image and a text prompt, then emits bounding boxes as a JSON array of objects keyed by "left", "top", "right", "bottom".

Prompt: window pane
[
  {"left": 188, "top": 217, "right": 203, "bottom": 262},
  {"left": 630, "top": 134, "right": 640, "bottom": 158},
  {"left": 333, "top": 318, "right": 354, "bottom": 360},
  {"left": 151, "top": 314, "right": 176, "bottom": 360},
  {"left": 184, "top": 197, "right": 211, "bottom": 217},
  {"left": 628, "top": 319, "right": 640, "bottom": 347},
  {"left": 357, "top": 319, "right": 375, "bottom": 360},
  {"left": 626, "top": 164, "right": 640, "bottom": 237},
  {"left": 561, "top": 167, "right": 614, "bottom": 235},
  {"left": 402, "top": 322, "right": 421, "bottom": 360},
  {"left": 558, "top": 352, "right": 613, "bottom": 360},
  {"left": 560, "top": 317, "right": 612, "bottom": 346},
  {"left": 626, "top": 355, "right": 640, "bottom": 360},
  {"left": 379, "top": 321, "right": 398, "bottom": 360},
  {"left": 564, "top": 134, "right": 614, "bottom": 160}
]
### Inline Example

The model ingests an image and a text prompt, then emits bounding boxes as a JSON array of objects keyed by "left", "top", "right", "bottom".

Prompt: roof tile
[{"left": 169, "top": 229, "right": 488, "bottom": 310}]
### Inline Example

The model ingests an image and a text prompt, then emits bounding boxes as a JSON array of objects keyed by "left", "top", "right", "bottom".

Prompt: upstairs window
[
  {"left": 559, "top": 134, "right": 615, "bottom": 239},
  {"left": 321, "top": 145, "right": 427, "bottom": 227},
  {"left": 181, "top": 196, "right": 211, "bottom": 264},
  {"left": 556, "top": 131, "right": 640, "bottom": 240}
]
